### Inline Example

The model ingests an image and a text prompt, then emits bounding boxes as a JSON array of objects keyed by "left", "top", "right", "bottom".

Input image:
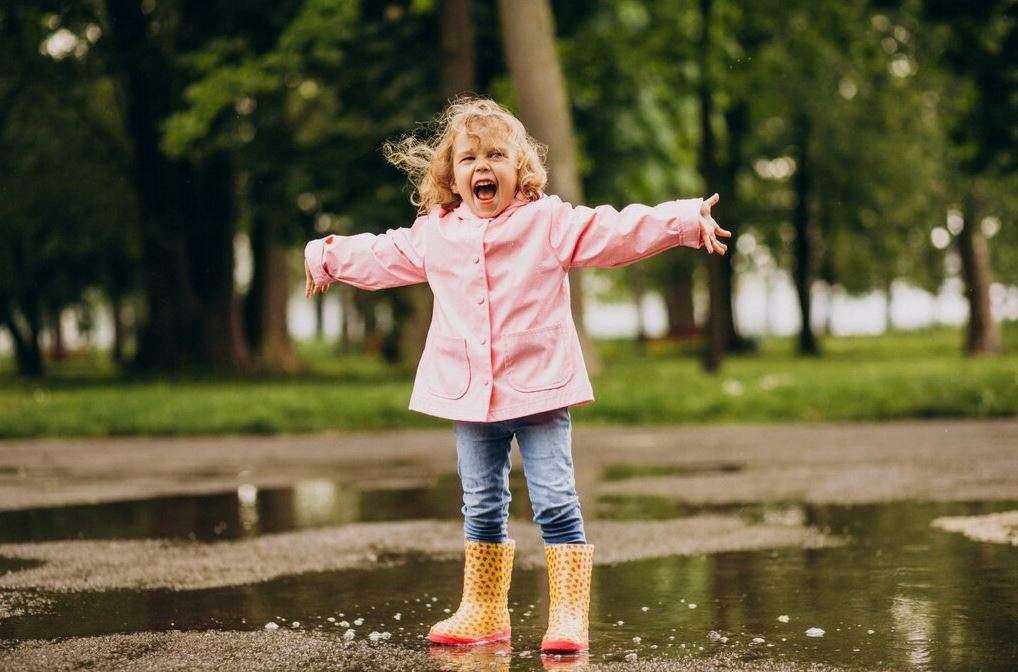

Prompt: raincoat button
[
  {"left": 483, "top": 379, "right": 490, "bottom": 386},
  {"left": 477, "top": 297, "right": 484, "bottom": 305},
  {"left": 480, "top": 337, "right": 486, "bottom": 345},
  {"left": 473, "top": 256, "right": 480, "bottom": 264}
]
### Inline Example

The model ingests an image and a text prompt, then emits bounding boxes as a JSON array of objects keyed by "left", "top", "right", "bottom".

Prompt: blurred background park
[{"left": 1, "top": 0, "right": 1015, "bottom": 438}]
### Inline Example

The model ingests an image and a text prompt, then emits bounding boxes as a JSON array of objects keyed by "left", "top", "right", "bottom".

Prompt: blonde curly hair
[{"left": 383, "top": 97, "right": 548, "bottom": 214}]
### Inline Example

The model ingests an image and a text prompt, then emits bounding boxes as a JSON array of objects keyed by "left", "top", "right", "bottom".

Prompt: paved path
[{"left": 1, "top": 419, "right": 1016, "bottom": 511}]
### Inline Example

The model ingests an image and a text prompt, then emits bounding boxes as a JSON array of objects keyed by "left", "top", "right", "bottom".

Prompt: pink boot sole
[
  {"left": 427, "top": 628, "right": 511, "bottom": 646},
  {"left": 541, "top": 638, "right": 588, "bottom": 653}
]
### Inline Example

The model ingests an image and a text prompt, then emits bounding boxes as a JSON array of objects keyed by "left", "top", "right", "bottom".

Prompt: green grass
[{"left": 1, "top": 326, "right": 1015, "bottom": 438}]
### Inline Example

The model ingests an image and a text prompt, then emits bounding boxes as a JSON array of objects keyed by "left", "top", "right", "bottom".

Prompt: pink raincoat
[{"left": 304, "top": 193, "right": 703, "bottom": 422}]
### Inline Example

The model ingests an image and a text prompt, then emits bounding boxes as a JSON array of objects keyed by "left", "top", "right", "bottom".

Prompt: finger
[
  {"left": 716, "top": 241, "right": 728, "bottom": 254},
  {"left": 703, "top": 230, "right": 715, "bottom": 253},
  {"left": 706, "top": 193, "right": 720, "bottom": 207},
  {"left": 707, "top": 216, "right": 732, "bottom": 238}
]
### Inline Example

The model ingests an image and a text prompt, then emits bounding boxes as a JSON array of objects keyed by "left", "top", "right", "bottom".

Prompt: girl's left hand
[{"left": 699, "top": 193, "right": 732, "bottom": 255}]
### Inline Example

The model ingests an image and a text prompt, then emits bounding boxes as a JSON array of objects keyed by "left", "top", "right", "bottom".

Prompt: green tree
[
  {"left": 1, "top": 3, "right": 137, "bottom": 375},
  {"left": 745, "top": 0, "right": 945, "bottom": 354},
  {"left": 920, "top": 0, "right": 1015, "bottom": 354}
]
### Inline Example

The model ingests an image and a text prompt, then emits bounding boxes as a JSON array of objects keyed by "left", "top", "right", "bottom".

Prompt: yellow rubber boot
[
  {"left": 428, "top": 539, "right": 515, "bottom": 646},
  {"left": 541, "top": 543, "right": 594, "bottom": 653}
]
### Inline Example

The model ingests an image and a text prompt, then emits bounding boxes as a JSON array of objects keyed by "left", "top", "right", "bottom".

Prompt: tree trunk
[
  {"left": 107, "top": 0, "right": 247, "bottom": 372},
  {"left": 884, "top": 279, "right": 894, "bottom": 333},
  {"left": 958, "top": 191, "right": 1001, "bottom": 355},
  {"left": 822, "top": 283, "right": 835, "bottom": 336},
  {"left": 106, "top": 0, "right": 198, "bottom": 371},
  {"left": 1, "top": 303, "right": 43, "bottom": 377},
  {"left": 792, "top": 117, "right": 819, "bottom": 356},
  {"left": 187, "top": 152, "right": 250, "bottom": 369},
  {"left": 630, "top": 266, "right": 648, "bottom": 354},
  {"left": 497, "top": 0, "right": 602, "bottom": 375},
  {"left": 315, "top": 292, "right": 325, "bottom": 340},
  {"left": 661, "top": 257, "right": 698, "bottom": 337},
  {"left": 719, "top": 102, "right": 750, "bottom": 352},
  {"left": 247, "top": 172, "right": 301, "bottom": 372},
  {"left": 259, "top": 242, "right": 299, "bottom": 369},
  {"left": 48, "top": 308, "right": 66, "bottom": 361},
  {"left": 356, "top": 291, "right": 380, "bottom": 356},
  {"left": 110, "top": 291, "right": 126, "bottom": 364},
  {"left": 338, "top": 284, "right": 355, "bottom": 354},
  {"left": 440, "top": 0, "right": 476, "bottom": 100},
  {"left": 697, "top": 0, "right": 724, "bottom": 372}
]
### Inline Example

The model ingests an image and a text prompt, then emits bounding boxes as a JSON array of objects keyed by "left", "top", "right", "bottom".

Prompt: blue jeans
[{"left": 454, "top": 407, "right": 586, "bottom": 545}]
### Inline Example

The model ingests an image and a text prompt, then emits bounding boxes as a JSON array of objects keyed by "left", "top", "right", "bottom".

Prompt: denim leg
[
  {"left": 514, "top": 407, "right": 587, "bottom": 544},
  {"left": 454, "top": 419, "right": 514, "bottom": 543}
]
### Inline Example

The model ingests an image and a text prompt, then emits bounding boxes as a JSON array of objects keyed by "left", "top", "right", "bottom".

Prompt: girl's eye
[{"left": 490, "top": 151, "right": 503, "bottom": 159}]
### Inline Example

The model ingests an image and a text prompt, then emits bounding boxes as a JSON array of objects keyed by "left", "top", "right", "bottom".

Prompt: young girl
[{"left": 304, "top": 98, "right": 729, "bottom": 653}]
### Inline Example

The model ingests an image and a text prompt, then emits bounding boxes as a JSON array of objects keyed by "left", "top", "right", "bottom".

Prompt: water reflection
[
  {"left": 890, "top": 595, "right": 934, "bottom": 669},
  {"left": 538, "top": 652, "right": 590, "bottom": 670},
  {"left": 3, "top": 509, "right": 1015, "bottom": 672},
  {"left": 0, "top": 472, "right": 535, "bottom": 544},
  {"left": 428, "top": 641, "right": 514, "bottom": 671},
  {"left": 1, "top": 491, "right": 1016, "bottom": 669}
]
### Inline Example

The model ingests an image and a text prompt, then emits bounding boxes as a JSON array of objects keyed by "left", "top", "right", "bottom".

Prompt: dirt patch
[
  {"left": 0, "top": 517, "right": 841, "bottom": 592},
  {"left": 0, "top": 630, "right": 893, "bottom": 672},
  {"left": 931, "top": 510, "right": 1018, "bottom": 546},
  {"left": 594, "top": 420, "right": 1018, "bottom": 506},
  {"left": 0, "top": 630, "right": 431, "bottom": 672}
]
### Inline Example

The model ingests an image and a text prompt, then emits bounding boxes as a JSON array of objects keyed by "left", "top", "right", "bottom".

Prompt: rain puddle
[
  {"left": 0, "top": 473, "right": 533, "bottom": 543},
  {"left": 601, "top": 461, "right": 744, "bottom": 482},
  {"left": 1, "top": 482, "right": 1017, "bottom": 669}
]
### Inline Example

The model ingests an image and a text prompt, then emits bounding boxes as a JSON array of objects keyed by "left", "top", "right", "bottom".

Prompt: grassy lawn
[{"left": 0, "top": 325, "right": 1015, "bottom": 438}]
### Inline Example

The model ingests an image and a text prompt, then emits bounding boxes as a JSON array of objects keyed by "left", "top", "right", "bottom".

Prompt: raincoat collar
[{"left": 448, "top": 192, "right": 535, "bottom": 224}]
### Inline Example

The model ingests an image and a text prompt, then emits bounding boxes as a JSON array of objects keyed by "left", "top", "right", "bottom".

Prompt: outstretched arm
[
  {"left": 548, "top": 193, "right": 730, "bottom": 269},
  {"left": 305, "top": 216, "right": 428, "bottom": 296}
]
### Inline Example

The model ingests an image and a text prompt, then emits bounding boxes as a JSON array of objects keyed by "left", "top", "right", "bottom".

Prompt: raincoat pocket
[
  {"left": 424, "top": 334, "right": 471, "bottom": 399},
  {"left": 504, "top": 322, "right": 574, "bottom": 392}
]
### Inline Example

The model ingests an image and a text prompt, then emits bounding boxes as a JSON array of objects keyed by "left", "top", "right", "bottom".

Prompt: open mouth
[{"left": 472, "top": 179, "right": 497, "bottom": 203}]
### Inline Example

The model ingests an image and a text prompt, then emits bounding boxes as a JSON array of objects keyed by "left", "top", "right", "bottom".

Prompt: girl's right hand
[{"left": 304, "top": 258, "right": 329, "bottom": 298}]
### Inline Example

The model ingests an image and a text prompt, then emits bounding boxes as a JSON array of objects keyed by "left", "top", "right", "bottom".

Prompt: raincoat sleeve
[
  {"left": 304, "top": 215, "right": 428, "bottom": 291},
  {"left": 547, "top": 195, "right": 703, "bottom": 269}
]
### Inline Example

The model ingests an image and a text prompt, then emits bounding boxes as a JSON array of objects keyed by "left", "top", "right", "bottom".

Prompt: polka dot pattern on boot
[
  {"left": 428, "top": 540, "right": 515, "bottom": 644},
  {"left": 541, "top": 543, "right": 594, "bottom": 652}
]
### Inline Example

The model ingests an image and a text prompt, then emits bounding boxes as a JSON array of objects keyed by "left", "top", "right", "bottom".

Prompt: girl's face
[{"left": 451, "top": 129, "right": 519, "bottom": 218}]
